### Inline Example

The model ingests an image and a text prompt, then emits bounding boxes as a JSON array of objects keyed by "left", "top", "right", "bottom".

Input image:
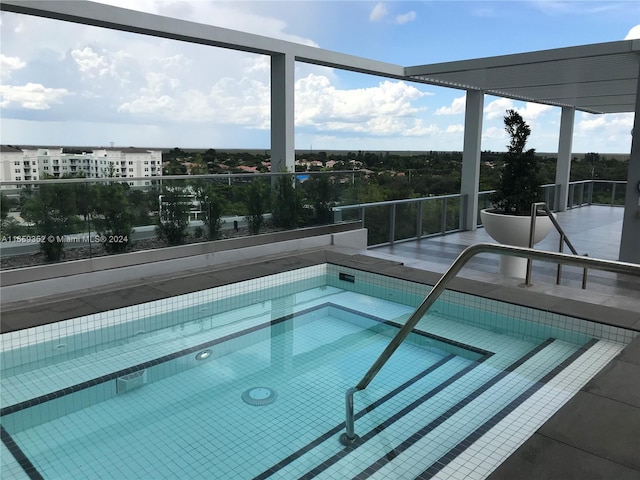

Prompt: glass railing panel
[
  {"left": 612, "top": 181, "right": 626, "bottom": 205},
  {"left": 445, "top": 196, "right": 462, "bottom": 232},
  {"left": 540, "top": 184, "right": 557, "bottom": 210},
  {"left": 572, "top": 181, "right": 590, "bottom": 207},
  {"left": 421, "top": 198, "right": 443, "bottom": 235},
  {"left": 591, "top": 181, "right": 614, "bottom": 206},
  {"left": 0, "top": 171, "right": 365, "bottom": 270},
  {"left": 363, "top": 204, "right": 391, "bottom": 246},
  {"left": 476, "top": 190, "right": 495, "bottom": 226},
  {"left": 393, "top": 202, "right": 418, "bottom": 242},
  {"left": 588, "top": 180, "right": 628, "bottom": 207},
  {"left": 561, "top": 180, "right": 627, "bottom": 209}
]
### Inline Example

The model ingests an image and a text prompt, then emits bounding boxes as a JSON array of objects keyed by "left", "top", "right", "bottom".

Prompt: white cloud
[
  {"left": 71, "top": 47, "right": 112, "bottom": 78},
  {"left": 484, "top": 98, "right": 514, "bottom": 119},
  {"left": 484, "top": 98, "right": 552, "bottom": 121},
  {"left": 295, "top": 75, "right": 429, "bottom": 136},
  {"left": 577, "top": 112, "right": 633, "bottom": 134},
  {"left": 395, "top": 11, "right": 416, "bottom": 24},
  {"left": 577, "top": 115, "right": 606, "bottom": 132},
  {"left": 0, "top": 54, "right": 26, "bottom": 80},
  {"left": 0, "top": 83, "right": 70, "bottom": 109},
  {"left": 574, "top": 112, "right": 633, "bottom": 152},
  {"left": 369, "top": 2, "right": 388, "bottom": 22},
  {"left": 482, "top": 126, "right": 505, "bottom": 144},
  {"left": 118, "top": 71, "right": 270, "bottom": 128},
  {"left": 370, "top": 3, "right": 415, "bottom": 25},
  {"left": 446, "top": 124, "right": 464, "bottom": 133},
  {"left": 117, "top": 94, "right": 175, "bottom": 115},
  {"left": 625, "top": 24, "right": 640, "bottom": 40},
  {"left": 435, "top": 95, "right": 466, "bottom": 115}
]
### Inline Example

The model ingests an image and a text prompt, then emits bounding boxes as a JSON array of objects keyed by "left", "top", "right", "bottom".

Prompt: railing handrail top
[
  {"left": 587, "top": 179, "right": 627, "bottom": 185},
  {"left": 332, "top": 193, "right": 466, "bottom": 210}
]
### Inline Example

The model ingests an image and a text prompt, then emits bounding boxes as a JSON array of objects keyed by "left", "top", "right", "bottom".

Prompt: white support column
[
  {"left": 619, "top": 64, "right": 640, "bottom": 264},
  {"left": 461, "top": 90, "right": 484, "bottom": 230},
  {"left": 271, "top": 52, "right": 295, "bottom": 173},
  {"left": 555, "top": 107, "right": 575, "bottom": 212}
]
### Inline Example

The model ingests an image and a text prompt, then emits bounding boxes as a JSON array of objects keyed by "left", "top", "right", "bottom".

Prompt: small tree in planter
[
  {"left": 491, "top": 109, "right": 541, "bottom": 215},
  {"left": 481, "top": 109, "right": 553, "bottom": 278}
]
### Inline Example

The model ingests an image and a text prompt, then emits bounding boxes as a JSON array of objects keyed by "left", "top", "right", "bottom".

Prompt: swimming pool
[{"left": 1, "top": 264, "right": 634, "bottom": 479}]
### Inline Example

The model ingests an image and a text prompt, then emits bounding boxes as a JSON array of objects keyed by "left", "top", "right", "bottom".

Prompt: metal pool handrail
[
  {"left": 339, "top": 242, "right": 640, "bottom": 445},
  {"left": 526, "top": 202, "right": 587, "bottom": 289}
]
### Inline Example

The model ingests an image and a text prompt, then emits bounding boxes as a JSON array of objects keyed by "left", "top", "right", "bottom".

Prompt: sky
[{"left": 1, "top": 0, "right": 639, "bottom": 154}]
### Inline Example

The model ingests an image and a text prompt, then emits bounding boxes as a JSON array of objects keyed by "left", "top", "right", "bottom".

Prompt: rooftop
[{"left": 2, "top": 205, "right": 638, "bottom": 479}]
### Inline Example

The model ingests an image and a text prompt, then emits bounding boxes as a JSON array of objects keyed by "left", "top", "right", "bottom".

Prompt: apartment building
[{"left": 0, "top": 145, "right": 163, "bottom": 187}]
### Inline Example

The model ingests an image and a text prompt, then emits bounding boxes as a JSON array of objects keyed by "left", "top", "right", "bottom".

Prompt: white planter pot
[{"left": 480, "top": 209, "right": 555, "bottom": 278}]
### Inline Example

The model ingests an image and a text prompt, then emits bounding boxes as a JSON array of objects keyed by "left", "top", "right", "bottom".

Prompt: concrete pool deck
[{"left": 1, "top": 243, "right": 639, "bottom": 479}]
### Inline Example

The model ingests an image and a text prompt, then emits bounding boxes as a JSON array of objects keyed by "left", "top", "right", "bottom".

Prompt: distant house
[{"left": 237, "top": 165, "right": 258, "bottom": 173}]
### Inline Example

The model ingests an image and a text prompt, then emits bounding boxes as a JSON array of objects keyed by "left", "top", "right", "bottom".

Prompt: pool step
[{"left": 265, "top": 337, "right": 589, "bottom": 479}]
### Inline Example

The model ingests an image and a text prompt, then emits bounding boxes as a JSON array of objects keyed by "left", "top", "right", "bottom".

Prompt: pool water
[{"left": 0, "top": 266, "right": 632, "bottom": 479}]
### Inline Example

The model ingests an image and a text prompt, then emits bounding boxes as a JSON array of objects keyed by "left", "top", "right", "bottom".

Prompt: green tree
[
  {"left": 271, "top": 175, "right": 301, "bottom": 230},
  {"left": 90, "top": 182, "right": 133, "bottom": 253},
  {"left": 310, "top": 175, "right": 333, "bottom": 225},
  {"left": 128, "top": 188, "right": 155, "bottom": 226},
  {"left": 0, "top": 194, "right": 25, "bottom": 237},
  {"left": 491, "top": 109, "right": 541, "bottom": 215},
  {"left": 1, "top": 193, "right": 12, "bottom": 221},
  {"left": 22, "top": 177, "right": 81, "bottom": 261},
  {"left": 197, "top": 184, "right": 225, "bottom": 240},
  {"left": 245, "top": 180, "right": 267, "bottom": 235},
  {"left": 156, "top": 186, "right": 191, "bottom": 245}
]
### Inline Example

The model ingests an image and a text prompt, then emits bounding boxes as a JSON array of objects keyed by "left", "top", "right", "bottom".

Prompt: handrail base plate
[{"left": 339, "top": 432, "right": 360, "bottom": 446}]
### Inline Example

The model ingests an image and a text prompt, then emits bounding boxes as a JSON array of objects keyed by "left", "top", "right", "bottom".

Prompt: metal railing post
[
  {"left": 460, "top": 194, "right": 468, "bottom": 231},
  {"left": 568, "top": 184, "right": 574, "bottom": 208},
  {"left": 611, "top": 183, "right": 616, "bottom": 206},
  {"left": 440, "top": 198, "right": 448, "bottom": 234},
  {"left": 557, "top": 234, "right": 565, "bottom": 284},
  {"left": 525, "top": 203, "right": 538, "bottom": 286},
  {"left": 417, "top": 201, "right": 423, "bottom": 239},
  {"left": 389, "top": 204, "right": 396, "bottom": 245}
]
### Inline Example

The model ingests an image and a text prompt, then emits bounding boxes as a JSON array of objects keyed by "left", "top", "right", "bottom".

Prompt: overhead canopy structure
[
  {"left": 406, "top": 40, "right": 640, "bottom": 114},
  {"left": 406, "top": 40, "right": 640, "bottom": 263}
]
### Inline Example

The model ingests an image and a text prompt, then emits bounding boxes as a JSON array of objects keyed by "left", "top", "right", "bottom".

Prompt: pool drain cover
[{"left": 241, "top": 387, "right": 278, "bottom": 406}]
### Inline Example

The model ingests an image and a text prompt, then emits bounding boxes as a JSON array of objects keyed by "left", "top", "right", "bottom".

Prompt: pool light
[{"left": 195, "top": 349, "right": 212, "bottom": 361}]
